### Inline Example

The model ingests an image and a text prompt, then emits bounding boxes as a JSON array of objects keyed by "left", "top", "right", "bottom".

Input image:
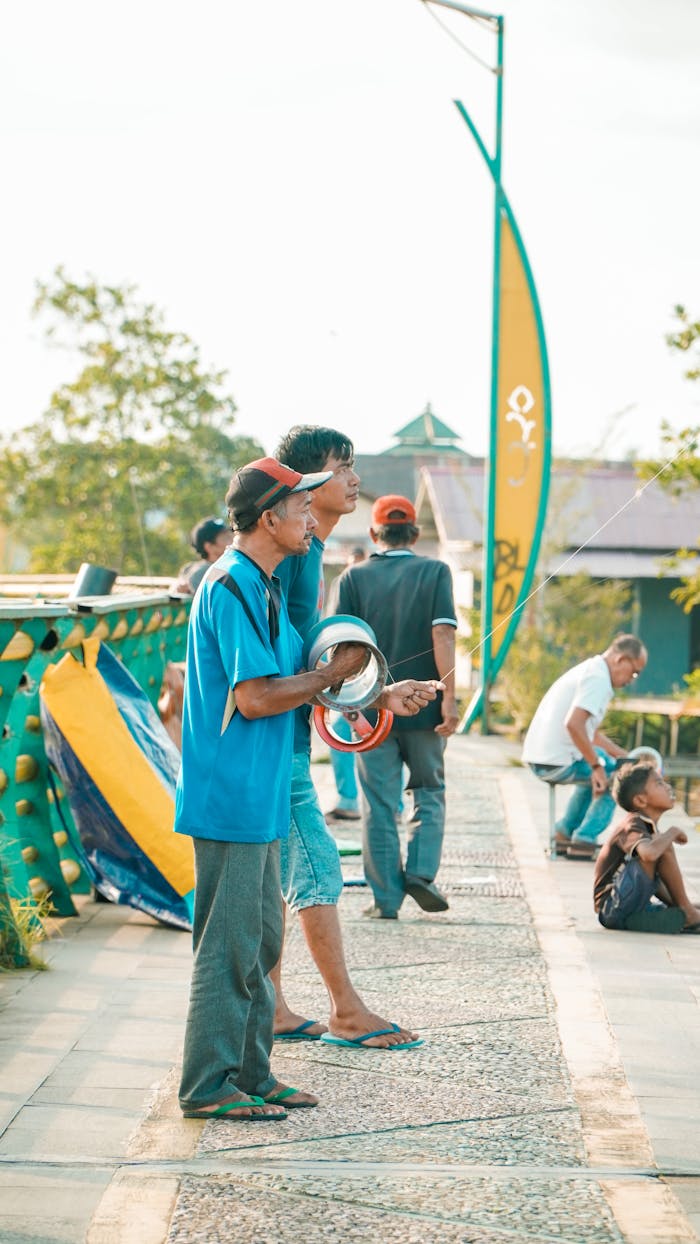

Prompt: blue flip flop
[
  {"left": 320, "top": 1024, "right": 423, "bottom": 1050},
  {"left": 273, "top": 1019, "right": 325, "bottom": 1042}
]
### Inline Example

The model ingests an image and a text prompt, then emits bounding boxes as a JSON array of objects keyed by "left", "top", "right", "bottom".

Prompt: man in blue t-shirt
[
  {"left": 176, "top": 456, "right": 370, "bottom": 1122},
  {"left": 270, "top": 427, "right": 424, "bottom": 1050}
]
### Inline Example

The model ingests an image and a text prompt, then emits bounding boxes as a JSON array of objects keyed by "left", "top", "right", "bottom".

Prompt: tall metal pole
[
  {"left": 479, "top": 15, "right": 504, "bottom": 733},
  {"left": 421, "top": 1, "right": 551, "bottom": 736}
]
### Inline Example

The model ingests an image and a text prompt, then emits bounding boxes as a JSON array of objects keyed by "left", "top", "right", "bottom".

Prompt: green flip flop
[
  {"left": 183, "top": 1094, "right": 288, "bottom": 1120},
  {"left": 273, "top": 1019, "right": 324, "bottom": 1042},
  {"left": 264, "top": 1086, "right": 318, "bottom": 1108},
  {"left": 320, "top": 1024, "right": 423, "bottom": 1050}
]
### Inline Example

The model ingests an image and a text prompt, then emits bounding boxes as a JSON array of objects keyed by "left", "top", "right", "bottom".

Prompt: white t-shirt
[{"left": 521, "top": 654, "right": 613, "bottom": 766}]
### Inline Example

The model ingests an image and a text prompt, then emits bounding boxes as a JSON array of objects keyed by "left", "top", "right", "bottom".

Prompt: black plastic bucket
[{"left": 68, "top": 563, "right": 118, "bottom": 599}]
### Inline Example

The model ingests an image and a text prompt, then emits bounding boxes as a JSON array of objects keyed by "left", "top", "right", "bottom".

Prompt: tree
[
  {"left": 638, "top": 306, "right": 700, "bottom": 612},
  {"left": 495, "top": 573, "right": 632, "bottom": 735},
  {"left": 0, "top": 269, "right": 264, "bottom": 575}
]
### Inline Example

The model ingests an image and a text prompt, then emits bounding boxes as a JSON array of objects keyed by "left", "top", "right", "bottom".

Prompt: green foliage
[
  {"left": 457, "top": 604, "right": 480, "bottom": 671},
  {"left": 495, "top": 573, "right": 632, "bottom": 735},
  {"left": 0, "top": 269, "right": 264, "bottom": 575},
  {"left": 667, "top": 304, "right": 700, "bottom": 382},
  {"left": 636, "top": 307, "right": 700, "bottom": 615},
  {"left": 0, "top": 884, "right": 51, "bottom": 971}
]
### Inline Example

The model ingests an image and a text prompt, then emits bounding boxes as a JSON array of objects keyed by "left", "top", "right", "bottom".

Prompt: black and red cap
[{"left": 226, "top": 457, "right": 332, "bottom": 528}]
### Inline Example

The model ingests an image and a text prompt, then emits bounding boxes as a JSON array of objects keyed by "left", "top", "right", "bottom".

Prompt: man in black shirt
[{"left": 334, "top": 494, "right": 459, "bottom": 918}]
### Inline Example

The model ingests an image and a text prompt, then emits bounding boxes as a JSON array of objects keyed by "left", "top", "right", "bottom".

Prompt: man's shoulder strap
[
  {"left": 207, "top": 566, "right": 273, "bottom": 737},
  {"left": 208, "top": 565, "right": 270, "bottom": 646}
]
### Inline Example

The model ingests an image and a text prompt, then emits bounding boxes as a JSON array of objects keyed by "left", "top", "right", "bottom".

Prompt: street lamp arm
[{"left": 419, "top": 0, "right": 501, "bottom": 30}]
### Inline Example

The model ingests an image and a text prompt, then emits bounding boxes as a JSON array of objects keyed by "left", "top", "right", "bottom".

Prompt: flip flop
[
  {"left": 273, "top": 1019, "right": 325, "bottom": 1042},
  {"left": 681, "top": 921, "right": 700, "bottom": 934},
  {"left": 320, "top": 1024, "right": 423, "bottom": 1051},
  {"left": 264, "top": 1086, "right": 318, "bottom": 1109},
  {"left": 566, "top": 844, "right": 597, "bottom": 860},
  {"left": 182, "top": 1094, "right": 288, "bottom": 1121}
]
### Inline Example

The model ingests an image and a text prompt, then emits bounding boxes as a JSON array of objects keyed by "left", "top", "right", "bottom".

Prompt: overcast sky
[{"left": 2, "top": 0, "right": 699, "bottom": 461}]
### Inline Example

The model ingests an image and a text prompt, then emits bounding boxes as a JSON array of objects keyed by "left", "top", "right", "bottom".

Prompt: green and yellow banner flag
[{"left": 488, "top": 208, "right": 551, "bottom": 670}]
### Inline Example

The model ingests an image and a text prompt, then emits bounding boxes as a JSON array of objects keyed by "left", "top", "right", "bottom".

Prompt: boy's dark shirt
[{"left": 593, "top": 812, "right": 655, "bottom": 911}]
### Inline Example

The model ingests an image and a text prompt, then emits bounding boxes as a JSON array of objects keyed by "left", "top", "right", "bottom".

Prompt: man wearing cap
[
  {"left": 175, "top": 458, "right": 441, "bottom": 1118},
  {"left": 176, "top": 458, "right": 362, "bottom": 1120},
  {"left": 173, "top": 516, "right": 233, "bottom": 595},
  {"left": 335, "top": 495, "right": 459, "bottom": 919},
  {"left": 269, "top": 427, "right": 426, "bottom": 1049}
]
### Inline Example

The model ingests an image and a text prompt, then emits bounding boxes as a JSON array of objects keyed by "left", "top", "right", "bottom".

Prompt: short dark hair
[
  {"left": 275, "top": 425, "right": 353, "bottom": 474},
  {"left": 190, "top": 516, "right": 228, "bottom": 555},
  {"left": 229, "top": 496, "right": 288, "bottom": 534},
  {"left": 608, "top": 634, "right": 645, "bottom": 659},
  {"left": 613, "top": 762, "right": 654, "bottom": 812},
  {"left": 374, "top": 522, "right": 419, "bottom": 547}
]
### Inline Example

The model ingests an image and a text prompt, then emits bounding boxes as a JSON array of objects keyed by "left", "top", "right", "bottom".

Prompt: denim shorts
[
  {"left": 598, "top": 856, "right": 656, "bottom": 930},
  {"left": 279, "top": 751, "right": 344, "bottom": 913}
]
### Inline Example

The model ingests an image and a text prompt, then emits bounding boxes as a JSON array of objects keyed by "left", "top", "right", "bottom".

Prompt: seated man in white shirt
[{"left": 522, "top": 635, "right": 648, "bottom": 859}]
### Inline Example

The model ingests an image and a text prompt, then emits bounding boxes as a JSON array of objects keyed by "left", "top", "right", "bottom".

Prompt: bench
[{"left": 661, "top": 755, "right": 700, "bottom": 814}]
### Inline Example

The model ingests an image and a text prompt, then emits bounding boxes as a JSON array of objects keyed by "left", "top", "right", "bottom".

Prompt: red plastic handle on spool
[{"left": 313, "top": 706, "right": 394, "bottom": 753}]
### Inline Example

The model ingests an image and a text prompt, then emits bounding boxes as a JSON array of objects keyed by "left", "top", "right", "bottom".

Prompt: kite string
[{"left": 381, "top": 440, "right": 694, "bottom": 684}]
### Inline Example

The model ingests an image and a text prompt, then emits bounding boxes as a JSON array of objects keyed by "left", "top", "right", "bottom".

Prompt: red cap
[
  {"left": 371, "top": 494, "right": 417, "bottom": 527},
  {"left": 225, "top": 457, "right": 332, "bottom": 527}
]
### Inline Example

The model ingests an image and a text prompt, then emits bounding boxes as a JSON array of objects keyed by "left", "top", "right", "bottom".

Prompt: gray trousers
[
  {"left": 358, "top": 730, "right": 447, "bottom": 916},
  {"left": 179, "top": 838, "right": 283, "bottom": 1110}
]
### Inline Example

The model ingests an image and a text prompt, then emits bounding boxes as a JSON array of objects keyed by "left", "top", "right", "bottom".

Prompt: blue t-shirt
[
  {"left": 174, "top": 548, "right": 302, "bottom": 843},
  {"left": 277, "top": 535, "right": 325, "bottom": 753}
]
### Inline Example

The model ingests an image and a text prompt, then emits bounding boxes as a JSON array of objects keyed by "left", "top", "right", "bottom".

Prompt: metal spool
[
  {"left": 303, "top": 615, "right": 389, "bottom": 711},
  {"left": 303, "top": 615, "right": 394, "bottom": 752}
]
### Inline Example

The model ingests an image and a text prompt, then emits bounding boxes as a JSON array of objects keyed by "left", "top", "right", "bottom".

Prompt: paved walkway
[{"left": 1, "top": 736, "right": 699, "bottom": 1243}]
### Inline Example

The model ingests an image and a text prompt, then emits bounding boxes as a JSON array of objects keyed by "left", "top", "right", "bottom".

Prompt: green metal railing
[{"left": 0, "top": 590, "right": 190, "bottom": 964}]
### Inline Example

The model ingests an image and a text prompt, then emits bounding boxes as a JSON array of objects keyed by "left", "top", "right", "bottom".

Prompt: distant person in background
[
  {"left": 327, "top": 546, "right": 367, "bottom": 823},
  {"left": 522, "top": 634, "right": 648, "bottom": 860},
  {"left": 173, "top": 517, "right": 233, "bottom": 595}
]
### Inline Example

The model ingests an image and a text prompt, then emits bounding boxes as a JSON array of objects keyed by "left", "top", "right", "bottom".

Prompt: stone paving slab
[
  {"left": 220, "top": 1106, "right": 586, "bottom": 1167},
  {"left": 168, "top": 1170, "right": 625, "bottom": 1244},
  {"left": 0, "top": 1163, "right": 111, "bottom": 1244}
]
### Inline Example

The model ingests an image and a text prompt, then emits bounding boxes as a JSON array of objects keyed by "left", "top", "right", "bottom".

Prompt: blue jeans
[
  {"left": 280, "top": 751, "right": 344, "bottom": 912},
  {"left": 357, "top": 731, "right": 446, "bottom": 915},
  {"left": 530, "top": 749, "right": 616, "bottom": 844},
  {"left": 329, "top": 715, "right": 359, "bottom": 812},
  {"left": 598, "top": 856, "right": 657, "bottom": 929}
]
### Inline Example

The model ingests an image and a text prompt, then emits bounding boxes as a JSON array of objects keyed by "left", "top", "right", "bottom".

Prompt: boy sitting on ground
[{"left": 594, "top": 762, "right": 700, "bottom": 934}]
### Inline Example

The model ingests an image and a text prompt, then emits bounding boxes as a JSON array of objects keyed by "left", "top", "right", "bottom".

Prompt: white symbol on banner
[{"left": 504, "top": 385, "right": 537, "bottom": 486}]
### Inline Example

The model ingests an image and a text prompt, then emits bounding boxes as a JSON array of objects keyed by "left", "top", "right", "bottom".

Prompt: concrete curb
[{"left": 501, "top": 770, "right": 698, "bottom": 1243}]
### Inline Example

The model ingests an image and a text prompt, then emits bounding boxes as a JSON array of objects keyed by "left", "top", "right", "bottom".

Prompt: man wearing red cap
[
  {"left": 175, "top": 457, "right": 363, "bottom": 1120},
  {"left": 335, "top": 495, "right": 459, "bottom": 919},
  {"left": 175, "top": 458, "right": 441, "bottom": 1117}
]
